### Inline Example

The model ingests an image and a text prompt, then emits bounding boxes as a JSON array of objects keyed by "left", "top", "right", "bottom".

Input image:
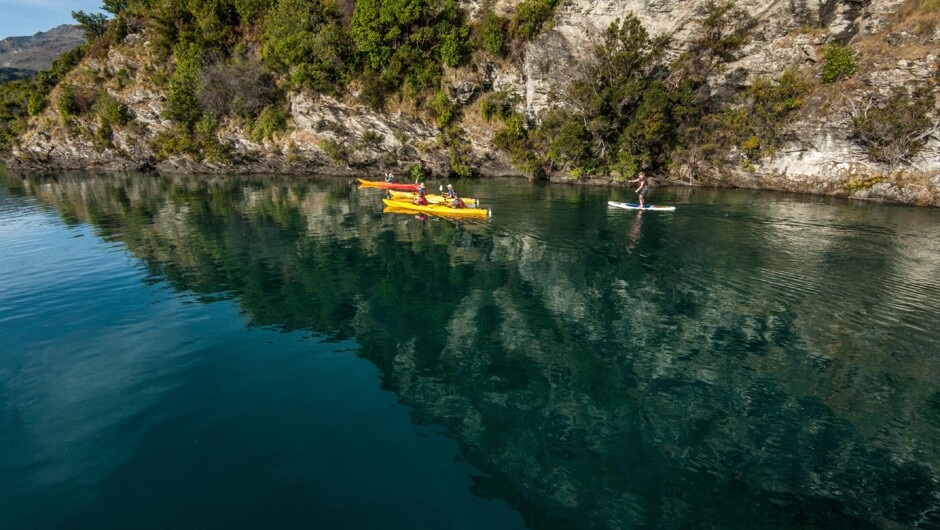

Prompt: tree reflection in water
[{"left": 4, "top": 170, "right": 939, "bottom": 530}]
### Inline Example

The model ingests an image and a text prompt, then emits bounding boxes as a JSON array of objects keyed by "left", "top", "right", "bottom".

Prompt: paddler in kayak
[
  {"left": 413, "top": 183, "right": 429, "bottom": 205},
  {"left": 626, "top": 171, "right": 649, "bottom": 208},
  {"left": 385, "top": 172, "right": 394, "bottom": 183},
  {"left": 442, "top": 183, "right": 465, "bottom": 208}
]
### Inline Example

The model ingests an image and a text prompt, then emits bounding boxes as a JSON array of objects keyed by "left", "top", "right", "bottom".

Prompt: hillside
[
  {"left": 1, "top": 0, "right": 938, "bottom": 205},
  {"left": 0, "top": 25, "right": 85, "bottom": 72}
]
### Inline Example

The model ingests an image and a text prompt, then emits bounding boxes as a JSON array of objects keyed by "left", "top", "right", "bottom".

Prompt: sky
[{"left": 0, "top": 0, "right": 104, "bottom": 40}]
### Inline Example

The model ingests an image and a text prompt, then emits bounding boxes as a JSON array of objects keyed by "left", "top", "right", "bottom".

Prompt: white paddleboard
[{"left": 608, "top": 201, "right": 676, "bottom": 211}]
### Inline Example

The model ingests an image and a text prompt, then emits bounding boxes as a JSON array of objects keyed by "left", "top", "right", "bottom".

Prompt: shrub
[
  {"left": 27, "top": 93, "right": 45, "bottom": 116},
  {"left": 93, "top": 117, "right": 114, "bottom": 151},
  {"left": 96, "top": 91, "right": 129, "bottom": 126},
  {"left": 250, "top": 105, "right": 290, "bottom": 141},
  {"left": 821, "top": 43, "right": 857, "bottom": 84},
  {"left": 429, "top": 90, "right": 458, "bottom": 127},
  {"left": 199, "top": 55, "right": 278, "bottom": 119},
  {"left": 510, "top": 0, "right": 560, "bottom": 41},
  {"left": 477, "top": 12, "right": 508, "bottom": 55},
  {"left": 361, "top": 129, "right": 384, "bottom": 147},
  {"left": 850, "top": 84, "right": 937, "bottom": 166},
  {"left": 318, "top": 138, "right": 350, "bottom": 164}
]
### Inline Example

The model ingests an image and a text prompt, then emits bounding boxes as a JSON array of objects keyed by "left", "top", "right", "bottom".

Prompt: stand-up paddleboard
[{"left": 608, "top": 201, "right": 676, "bottom": 212}]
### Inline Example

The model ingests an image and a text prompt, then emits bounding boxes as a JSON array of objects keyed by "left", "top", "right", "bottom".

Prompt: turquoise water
[{"left": 1, "top": 171, "right": 939, "bottom": 529}]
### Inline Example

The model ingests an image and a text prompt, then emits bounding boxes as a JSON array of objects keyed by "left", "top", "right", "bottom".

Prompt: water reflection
[{"left": 3, "top": 170, "right": 939, "bottom": 529}]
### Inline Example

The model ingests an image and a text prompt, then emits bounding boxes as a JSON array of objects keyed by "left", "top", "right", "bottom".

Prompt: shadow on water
[{"left": 2, "top": 170, "right": 940, "bottom": 529}]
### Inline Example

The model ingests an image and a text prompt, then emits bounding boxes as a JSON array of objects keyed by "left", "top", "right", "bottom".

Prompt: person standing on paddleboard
[{"left": 627, "top": 172, "right": 649, "bottom": 208}]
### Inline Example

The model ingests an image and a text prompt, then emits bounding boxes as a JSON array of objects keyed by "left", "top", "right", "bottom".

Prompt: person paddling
[
  {"left": 413, "top": 183, "right": 428, "bottom": 205},
  {"left": 385, "top": 172, "right": 394, "bottom": 183},
  {"left": 627, "top": 171, "right": 649, "bottom": 208},
  {"left": 444, "top": 184, "right": 458, "bottom": 199}
]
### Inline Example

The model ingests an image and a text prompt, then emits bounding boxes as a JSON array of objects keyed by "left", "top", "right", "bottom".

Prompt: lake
[{"left": 1, "top": 171, "right": 938, "bottom": 529}]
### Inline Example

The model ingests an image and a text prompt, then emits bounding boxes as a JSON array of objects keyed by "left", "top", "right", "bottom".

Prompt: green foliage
[
  {"left": 0, "top": 45, "right": 85, "bottom": 150},
  {"left": 821, "top": 43, "right": 857, "bottom": 84},
  {"left": 361, "top": 129, "right": 384, "bottom": 147},
  {"left": 440, "top": 26, "right": 470, "bottom": 67},
  {"left": 150, "top": 118, "right": 230, "bottom": 162},
  {"left": 408, "top": 162, "right": 430, "bottom": 181},
  {"left": 429, "top": 90, "right": 458, "bottom": 127},
  {"left": 723, "top": 69, "right": 807, "bottom": 160},
  {"left": 477, "top": 11, "right": 507, "bottom": 55},
  {"left": 493, "top": 113, "right": 541, "bottom": 176},
  {"left": 72, "top": 10, "right": 110, "bottom": 40},
  {"left": 57, "top": 84, "right": 80, "bottom": 120},
  {"left": 261, "top": 0, "right": 352, "bottom": 93},
  {"left": 544, "top": 114, "right": 590, "bottom": 169},
  {"left": 96, "top": 91, "right": 129, "bottom": 126},
  {"left": 350, "top": 0, "right": 470, "bottom": 94},
  {"left": 510, "top": 0, "right": 560, "bottom": 41},
  {"left": 163, "top": 43, "right": 203, "bottom": 130},
  {"left": 236, "top": 0, "right": 276, "bottom": 25},
  {"left": 851, "top": 84, "right": 937, "bottom": 166},
  {"left": 318, "top": 138, "right": 350, "bottom": 164},
  {"left": 480, "top": 90, "right": 516, "bottom": 121},
  {"left": 93, "top": 117, "right": 115, "bottom": 151},
  {"left": 250, "top": 105, "right": 290, "bottom": 141},
  {"left": 27, "top": 93, "right": 45, "bottom": 116}
]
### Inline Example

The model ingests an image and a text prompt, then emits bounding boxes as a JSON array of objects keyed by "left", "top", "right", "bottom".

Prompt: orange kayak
[{"left": 357, "top": 178, "right": 420, "bottom": 191}]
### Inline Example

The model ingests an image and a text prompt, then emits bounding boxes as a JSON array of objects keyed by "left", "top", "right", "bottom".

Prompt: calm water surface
[{"left": 1, "top": 171, "right": 938, "bottom": 529}]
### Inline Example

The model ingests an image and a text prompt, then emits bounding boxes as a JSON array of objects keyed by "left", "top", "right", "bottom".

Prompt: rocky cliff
[{"left": 4, "top": 1, "right": 939, "bottom": 205}]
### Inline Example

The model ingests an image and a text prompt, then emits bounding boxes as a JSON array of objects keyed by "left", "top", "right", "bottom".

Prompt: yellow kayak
[
  {"left": 382, "top": 198, "right": 491, "bottom": 219},
  {"left": 387, "top": 189, "right": 479, "bottom": 208}
]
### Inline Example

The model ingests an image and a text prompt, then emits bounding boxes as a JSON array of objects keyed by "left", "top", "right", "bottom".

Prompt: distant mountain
[{"left": 0, "top": 25, "right": 85, "bottom": 73}]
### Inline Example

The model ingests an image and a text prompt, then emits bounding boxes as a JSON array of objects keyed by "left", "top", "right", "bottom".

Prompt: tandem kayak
[
  {"left": 387, "top": 190, "right": 480, "bottom": 208},
  {"left": 608, "top": 201, "right": 676, "bottom": 212},
  {"left": 382, "top": 198, "right": 491, "bottom": 219},
  {"left": 357, "top": 178, "right": 421, "bottom": 191}
]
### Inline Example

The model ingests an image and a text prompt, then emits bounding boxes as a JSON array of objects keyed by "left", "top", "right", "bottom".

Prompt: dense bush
[
  {"left": 261, "top": 0, "right": 352, "bottom": 93},
  {"left": 198, "top": 55, "right": 278, "bottom": 119},
  {"left": 821, "top": 43, "right": 857, "bottom": 84},
  {"left": 350, "top": 0, "right": 470, "bottom": 96},
  {"left": 250, "top": 105, "right": 290, "bottom": 141},
  {"left": 476, "top": 11, "right": 508, "bottom": 55},
  {"left": 509, "top": 0, "right": 560, "bottom": 41},
  {"left": 96, "top": 91, "right": 130, "bottom": 126},
  {"left": 720, "top": 70, "right": 807, "bottom": 161}
]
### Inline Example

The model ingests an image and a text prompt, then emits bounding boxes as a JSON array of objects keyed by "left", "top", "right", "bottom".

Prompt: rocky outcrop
[{"left": 3, "top": 2, "right": 939, "bottom": 205}]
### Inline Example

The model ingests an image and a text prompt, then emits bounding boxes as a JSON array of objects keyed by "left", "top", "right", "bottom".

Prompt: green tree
[
  {"left": 72, "top": 10, "right": 110, "bottom": 40},
  {"left": 163, "top": 43, "right": 203, "bottom": 129},
  {"left": 262, "top": 0, "right": 352, "bottom": 93}
]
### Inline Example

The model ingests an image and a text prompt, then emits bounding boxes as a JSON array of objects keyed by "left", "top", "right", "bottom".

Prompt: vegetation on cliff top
[{"left": 0, "top": 0, "right": 937, "bottom": 179}]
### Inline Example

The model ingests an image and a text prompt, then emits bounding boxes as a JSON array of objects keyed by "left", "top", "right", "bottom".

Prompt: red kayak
[{"left": 357, "top": 178, "right": 420, "bottom": 191}]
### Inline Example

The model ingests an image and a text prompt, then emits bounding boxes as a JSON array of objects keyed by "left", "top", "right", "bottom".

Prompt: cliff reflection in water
[{"left": 5, "top": 171, "right": 939, "bottom": 529}]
